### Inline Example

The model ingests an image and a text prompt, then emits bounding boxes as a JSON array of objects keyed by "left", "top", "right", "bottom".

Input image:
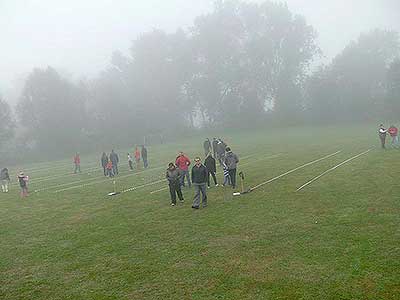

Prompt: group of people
[
  {"left": 378, "top": 124, "right": 399, "bottom": 149},
  {"left": 100, "top": 146, "right": 148, "bottom": 177},
  {"left": 1, "top": 167, "right": 29, "bottom": 198},
  {"left": 166, "top": 139, "right": 239, "bottom": 209}
]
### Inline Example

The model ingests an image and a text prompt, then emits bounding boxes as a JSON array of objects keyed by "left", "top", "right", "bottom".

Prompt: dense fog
[{"left": 0, "top": 0, "right": 399, "bottom": 163}]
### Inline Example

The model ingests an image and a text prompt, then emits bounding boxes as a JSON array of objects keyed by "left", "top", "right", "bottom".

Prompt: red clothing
[
  {"left": 74, "top": 155, "right": 80, "bottom": 164},
  {"left": 134, "top": 149, "right": 140, "bottom": 161},
  {"left": 388, "top": 126, "right": 398, "bottom": 137},
  {"left": 175, "top": 155, "right": 191, "bottom": 171},
  {"left": 106, "top": 161, "right": 113, "bottom": 170}
]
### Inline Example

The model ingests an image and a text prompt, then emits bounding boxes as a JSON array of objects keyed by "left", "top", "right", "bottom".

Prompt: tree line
[{"left": 0, "top": 0, "right": 399, "bottom": 162}]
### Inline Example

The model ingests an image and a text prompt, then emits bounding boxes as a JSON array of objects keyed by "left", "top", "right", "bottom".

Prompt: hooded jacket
[
  {"left": 224, "top": 151, "right": 239, "bottom": 170},
  {"left": 204, "top": 155, "right": 216, "bottom": 173}
]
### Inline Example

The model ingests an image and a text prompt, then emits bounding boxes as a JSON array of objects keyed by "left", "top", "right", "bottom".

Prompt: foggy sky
[{"left": 1, "top": 0, "right": 399, "bottom": 101}]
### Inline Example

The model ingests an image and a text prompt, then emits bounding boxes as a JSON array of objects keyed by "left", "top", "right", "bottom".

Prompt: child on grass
[{"left": 17, "top": 172, "right": 29, "bottom": 198}]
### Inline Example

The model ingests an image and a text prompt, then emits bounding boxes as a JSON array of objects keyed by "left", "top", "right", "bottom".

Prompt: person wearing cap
[
  {"left": 175, "top": 152, "right": 191, "bottom": 188},
  {"left": 378, "top": 124, "right": 388, "bottom": 149},
  {"left": 17, "top": 172, "right": 29, "bottom": 198},
  {"left": 166, "top": 163, "right": 184, "bottom": 206},
  {"left": 224, "top": 147, "right": 239, "bottom": 189},
  {"left": 191, "top": 157, "right": 208, "bottom": 209}
]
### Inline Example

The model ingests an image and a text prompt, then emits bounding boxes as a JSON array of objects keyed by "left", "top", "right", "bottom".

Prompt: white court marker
[
  {"left": 249, "top": 150, "right": 342, "bottom": 192},
  {"left": 296, "top": 149, "right": 371, "bottom": 191},
  {"left": 149, "top": 153, "right": 282, "bottom": 194}
]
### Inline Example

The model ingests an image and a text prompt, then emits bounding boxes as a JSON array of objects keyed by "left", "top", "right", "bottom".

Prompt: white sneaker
[
  {"left": 171, "top": 203, "right": 175, "bottom": 206},
  {"left": 215, "top": 184, "right": 219, "bottom": 187}
]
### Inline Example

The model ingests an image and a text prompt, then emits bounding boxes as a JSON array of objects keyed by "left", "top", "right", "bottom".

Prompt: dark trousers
[
  {"left": 112, "top": 164, "right": 118, "bottom": 175},
  {"left": 228, "top": 169, "right": 237, "bottom": 188},
  {"left": 129, "top": 161, "right": 133, "bottom": 170},
  {"left": 207, "top": 171, "right": 217, "bottom": 186},
  {"left": 169, "top": 183, "right": 184, "bottom": 204},
  {"left": 380, "top": 136, "right": 386, "bottom": 149},
  {"left": 143, "top": 158, "right": 148, "bottom": 168},
  {"left": 103, "top": 166, "right": 107, "bottom": 176}
]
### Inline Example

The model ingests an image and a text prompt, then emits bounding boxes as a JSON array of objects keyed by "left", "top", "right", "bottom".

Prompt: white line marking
[
  {"left": 249, "top": 151, "right": 342, "bottom": 192},
  {"left": 296, "top": 149, "right": 371, "bottom": 191},
  {"left": 149, "top": 154, "right": 282, "bottom": 194}
]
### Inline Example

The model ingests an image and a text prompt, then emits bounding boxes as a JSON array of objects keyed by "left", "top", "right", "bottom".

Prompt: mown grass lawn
[{"left": 1, "top": 125, "right": 399, "bottom": 299}]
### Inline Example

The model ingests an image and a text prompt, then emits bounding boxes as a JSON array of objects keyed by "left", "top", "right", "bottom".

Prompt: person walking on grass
[
  {"left": 191, "top": 157, "right": 208, "bottom": 209},
  {"left": 141, "top": 145, "right": 148, "bottom": 168},
  {"left": 222, "top": 162, "right": 231, "bottom": 187},
  {"left": 134, "top": 146, "right": 141, "bottom": 169},
  {"left": 101, "top": 152, "right": 108, "bottom": 176},
  {"left": 17, "top": 172, "right": 29, "bottom": 198},
  {"left": 176, "top": 152, "right": 191, "bottom": 188},
  {"left": 73, "top": 153, "right": 81, "bottom": 173},
  {"left": 128, "top": 153, "right": 134, "bottom": 170},
  {"left": 224, "top": 147, "right": 239, "bottom": 189},
  {"left": 110, "top": 150, "right": 119, "bottom": 175},
  {"left": 1, "top": 168, "right": 10, "bottom": 193},
  {"left": 212, "top": 138, "right": 218, "bottom": 158},
  {"left": 106, "top": 159, "right": 114, "bottom": 177},
  {"left": 166, "top": 163, "right": 184, "bottom": 206},
  {"left": 205, "top": 152, "right": 218, "bottom": 188},
  {"left": 379, "top": 124, "right": 387, "bottom": 149},
  {"left": 388, "top": 125, "right": 399, "bottom": 148},
  {"left": 203, "top": 138, "right": 212, "bottom": 157}
]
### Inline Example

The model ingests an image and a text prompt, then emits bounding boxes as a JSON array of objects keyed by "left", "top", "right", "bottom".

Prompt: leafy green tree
[{"left": 0, "top": 96, "right": 15, "bottom": 147}]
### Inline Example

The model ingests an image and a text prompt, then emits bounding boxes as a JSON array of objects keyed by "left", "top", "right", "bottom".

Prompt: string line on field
[
  {"left": 149, "top": 153, "right": 282, "bottom": 195},
  {"left": 296, "top": 149, "right": 371, "bottom": 191},
  {"left": 249, "top": 150, "right": 342, "bottom": 192},
  {"left": 41, "top": 164, "right": 166, "bottom": 193}
]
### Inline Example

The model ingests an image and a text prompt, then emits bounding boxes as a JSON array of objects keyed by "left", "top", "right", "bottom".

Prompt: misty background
[{"left": 0, "top": 0, "right": 400, "bottom": 163}]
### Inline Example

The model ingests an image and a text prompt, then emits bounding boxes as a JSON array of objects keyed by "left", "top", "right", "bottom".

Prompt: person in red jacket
[
  {"left": 73, "top": 152, "right": 81, "bottom": 173},
  {"left": 388, "top": 125, "right": 399, "bottom": 148},
  {"left": 134, "top": 146, "right": 141, "bottom": 169},
  {"left": 175, "top": 151, "right": 191, "bottom": 188}
]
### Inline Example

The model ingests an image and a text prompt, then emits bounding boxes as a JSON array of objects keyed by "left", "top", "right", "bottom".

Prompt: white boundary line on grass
[
  {"left": 296, "top": 149, "right": 371, "bottom": 191},
  {"left": 149, "top": 153, "right": 282, "bottom": 194},
  {"left": 249, "top": 150, "right": 342, "bottom": 192},
  {"left": 41, "top": 165, "right": 166, "bottom": 193}
]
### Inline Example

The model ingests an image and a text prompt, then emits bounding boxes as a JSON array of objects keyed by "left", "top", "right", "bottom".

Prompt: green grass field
[{"left": 1, "top": 125, "right": 400, "bottom": 300}]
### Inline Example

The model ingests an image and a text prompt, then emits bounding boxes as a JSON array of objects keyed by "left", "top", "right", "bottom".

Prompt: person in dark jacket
[
  {"left": 1, "top": 168, "right": 10, "bottom": 193},
  {"left": 166, "top": 163, "right": 184, "bottom": 206},
  {"left": 216, "top": 140, "right": 226, "bottom": 166},
  {"left": 110, "top": 150, "right": 119, "bottom": 175},
  {"left": 101, "top": 152, "right": 108, "bottom": 176},
  {"left": 191, "top": 157, "right": 208, "bottom": 209},
  {"left": 204, "top": 152, "right": 218, "bottom": 188},
  {"left": 212, "top": 138, "right": 218, "bottom": 158},
  {"left": 224, "top": 147, "right": 239, "bottom": 189},
  {"left": 141, "top": 145, "right": 148, "bottom": 168},
  {"left": 17, "top": 172, "right": 29, "bottom": 198},
  {"left": 379, "top": 124, "right": 387, "bottom": 149},
  {"left": 203, "top": 138, "right": 212, "bottom": 157}
]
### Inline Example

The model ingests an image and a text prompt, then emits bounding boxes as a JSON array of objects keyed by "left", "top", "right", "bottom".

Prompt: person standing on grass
[
  {"left": 216, "top": 140, "right": 226, "bottom": 166},
  {"left": 388, "top": 125, "right": 399, "bottom": 148},
  {"left": 73, "top": 153, "right": 81, "bottom": 173},
  {"left": 1, "top": 168, "right": 10, "bottom": 193},
  {"left": 205, "top": 152, "right": 218, "bottom": 188},
  {"left": 222, "top": 162, "right": 231, "bottom": 187},
  {"left": 224, "top": 147, "right": 239, "bottom": 189},
  {"left": 176, "top": 152, "right": 191, "bottom": 188},
  {"left": 128, "top": 153, "right": 134, "bottom": 170},
  {"left": 166, "top": 162, "right": 184, "bottom": 206},
  {"left": 141, "top": 145, "right": 148, "bottom": 168},
  {"left": 212, "top": 138, "right": 218, "bottom": 158},
  {"left": 134, "top": 146, "right": 141, "bottom": 169},
  {"left": 110, "top": 150, "right": 119, "bottom": 175},
  {"left": 379, "top": 124, "right": 388, "bottom": 149},
  {"left": 101, "top": 152, "right": 108, "bottom": 176},
  {"left": 203, "top": 138, "right": 212, "bottom": 157},
  {"left": 191, "top": 157, "right": 208, "bottom": 209},
  {"left": 17, "top": 172, "right": 29, "bottom": 198},
  {"left": 106, "top": 159, "right": 114, "bottom": 177}
]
